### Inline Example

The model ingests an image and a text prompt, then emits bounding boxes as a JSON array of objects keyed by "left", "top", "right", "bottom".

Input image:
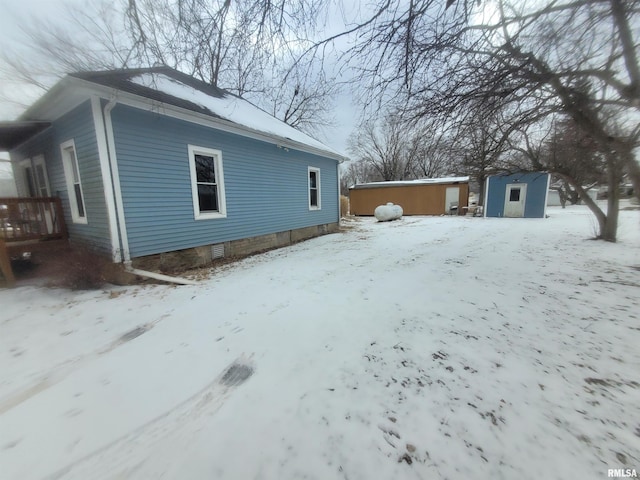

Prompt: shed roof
[{"left": 350, "top": 176, "right": 469, "bottom": 190}]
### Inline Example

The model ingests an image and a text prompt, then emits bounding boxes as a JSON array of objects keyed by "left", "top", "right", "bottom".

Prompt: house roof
[
  {"left": 65, "top": 67, "right": 345, "bottom": 161},
  {"left": 0, "top": 121, "right": 51, "bottom": 150},
  {"left": 350, "top": 176, "right": 470, "bottom": 190}
]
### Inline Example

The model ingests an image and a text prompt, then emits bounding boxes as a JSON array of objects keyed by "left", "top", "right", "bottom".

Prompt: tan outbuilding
[{"left": 348, "top": 177, "right": 469, "bottom": 216}]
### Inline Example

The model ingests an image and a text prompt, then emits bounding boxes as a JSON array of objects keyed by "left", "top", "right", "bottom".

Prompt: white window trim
[
  {"left": 308, "top": 166, "right": 321, "bottom": 210},
  {"left": 188, "top": 144, "right": 227, "bottom": 220},
  {"left": 60, "top": 139, "right": 88, "bottom": 224}
]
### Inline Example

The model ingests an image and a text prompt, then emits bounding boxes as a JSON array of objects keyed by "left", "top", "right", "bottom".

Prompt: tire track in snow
[
  {"left": 46, "top": 355, "right": 255, "bottom": 480},
  {"left": 0, "top": 317, "right": 169, "bottom": 415}
]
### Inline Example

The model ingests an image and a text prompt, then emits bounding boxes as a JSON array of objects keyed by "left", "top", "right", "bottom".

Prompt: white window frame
[
  {"left": 308, "top": 167, "right": 321, "bottom": 210},
  {"left": 60, "top": 139, "right": 88, "bottom": 224},
  {"left": 188, "top": 145, "right": 227, "bottom": 220}
]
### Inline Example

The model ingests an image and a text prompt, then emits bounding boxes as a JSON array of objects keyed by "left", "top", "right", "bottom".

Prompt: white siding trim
[
  {"left": 91, "top": 97, "right": 121, "bottom": 262},
  {"left": 104, "top": 100, "right": 132, "bottom": 263},
  {"left": 483, "top": 176, "right": 490, "bottom": 218},
  {"left": 337, "top": 163, "right": 342, "bottom": 219},
  {"left": 543, "top": 173, "right": 551, "bottom": 218},
  {"left": 59, "top": 139, "right": 88, "bottom": 224}
]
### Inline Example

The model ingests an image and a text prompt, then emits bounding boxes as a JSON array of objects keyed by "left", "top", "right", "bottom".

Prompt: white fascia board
[
  {"left": 483, "top": 176, "right": 490, "bottom": 218},
  {"left": 19, "top": 78, "right": 99, "bottom": 122},
  {"left": 543, "top": 173, "right": 551, "bottom": 217},
  {"left": 62, "top": 77, "right": 348, "bottom": 163}
]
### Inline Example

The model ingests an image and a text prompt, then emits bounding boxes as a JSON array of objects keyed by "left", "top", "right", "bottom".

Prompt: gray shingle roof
[
  {"left": 70, "top": 66, "right": 229, "bottom": 121},
  {"left": 67, "top": 66, "right": 344, "bottom": 160}
]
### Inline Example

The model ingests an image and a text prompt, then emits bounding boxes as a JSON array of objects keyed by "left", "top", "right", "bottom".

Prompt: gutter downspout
[
  {"left": 126, "top": 268, "right": 198, "bottom": 286},
  {"left": 102, "top": 98, "right": 199, "bottom": 286},
  {"left": 103, "top": 98, "right": 131, "bottom": 264},
  {"left": 337, "top": 156, "right": 347, "bottom": 222}
]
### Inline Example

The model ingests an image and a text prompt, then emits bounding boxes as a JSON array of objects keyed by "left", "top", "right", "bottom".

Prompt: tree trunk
[
  {"left": 559, "top": 189, "right": 567, "bottom": 208},
  {"left": 601, "top": 201, "right": 619, "bottom": 242},
  {"left": 601, "top": 152, "right": 621, "bottom": 242},
  {"left": 561, "top": 150, "right": 622, "bottom": 241},
  {"left": 561, "top": 175, "right": 610, "bottom": 240}
]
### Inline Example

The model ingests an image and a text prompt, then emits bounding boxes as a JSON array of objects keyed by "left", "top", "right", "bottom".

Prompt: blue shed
[
  {"left": 0, "top": 67, "right": 346, "bottom": 268},
  {"left": 484, "top": 172, "right": 550, "bottom": 218}
]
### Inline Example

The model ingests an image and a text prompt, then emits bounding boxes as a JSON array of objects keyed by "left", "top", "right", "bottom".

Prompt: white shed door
[
  {"left": 445, "top": 187, "right": 459, "bottom": 210},
  {"left": 503, "top": 184, "right": 527, "bottom": 217}
]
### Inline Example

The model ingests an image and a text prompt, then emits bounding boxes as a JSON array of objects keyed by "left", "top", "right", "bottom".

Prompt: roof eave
[
  {"left": 63, "top": 76, "right": 348, "bottom": 162},
  {"left": 16, "top": 74, "right": 349, "bottom": 162},
  {"left": 0, "top": 121, "right": 52, "bottom": 151}
]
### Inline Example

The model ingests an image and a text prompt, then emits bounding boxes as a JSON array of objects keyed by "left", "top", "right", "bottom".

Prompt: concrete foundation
[{"left": 132, "top": 222, "right": 339, "bottom": 273}]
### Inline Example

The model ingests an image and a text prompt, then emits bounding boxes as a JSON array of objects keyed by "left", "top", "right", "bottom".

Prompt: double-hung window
[
  {"left": 188, "top": 145, "right": 227, "bottom": 219},
  {"left": 308, "top": 167, "right": 321, "bottom": 210},
  {"left": 60, "top": 139, "right": 87, "bottom": 224}
]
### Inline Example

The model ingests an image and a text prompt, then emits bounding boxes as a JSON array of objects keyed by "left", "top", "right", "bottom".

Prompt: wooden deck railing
[
  {"left": 0, "top": 197, "right": 67, "bottom": 242},
  {"left": 0, "top": 197, "right": 68, "bottom": 287}
]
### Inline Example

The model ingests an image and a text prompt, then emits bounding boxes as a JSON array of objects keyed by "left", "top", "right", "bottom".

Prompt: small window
[
  {"left": 60, "top": 140, "right": 87, "bottom": 224},
  {"left": 188, "top": 145, "right": 226, "bottom": 220},
  {"left": 309, "top": 167, "right": 321, "bottom": 210},
  {"left": 509, "top": 188, "right": 521, "bottom": 202}
]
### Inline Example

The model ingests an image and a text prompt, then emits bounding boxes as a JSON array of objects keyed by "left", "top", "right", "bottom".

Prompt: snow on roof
[
  {"left": 130, "top": 73, "right": 342, "bottom": 158},
  {"left": 351, "top": 176, "right": 470, "bottom": 189}
]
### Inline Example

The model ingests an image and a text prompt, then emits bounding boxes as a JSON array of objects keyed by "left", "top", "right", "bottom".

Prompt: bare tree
[
  {"left": 544, "top": 119, "right": 604, "bottom": 206},
  {"left": 311, "top": 0, "right": 640, "bottom": 241},
  {"left": 457, "top": 110, "right": 509, "bottom": 206},
  {"left": 340, "top": 159, "right": 378, "bottom": 193},
  {"left": 0, "top": 0, "right": 135, "bottom": 107},
  {"left": 406, "top": 116, "right": 461, "bottom": 179},
  {"left": 348, "top": 115, "right": 416, "bottom": 181},
  {"left": 123, "top": 0, "right": 339, "bottom": 133},
  {"left": 503, "top": 118, "right": 606, "bottom": 203},
  {"left": 265, "top": 59, "right": 339, "bottom": 135},
  {"left": 1, "top": 0, "right": 337, "bottom": 134}
]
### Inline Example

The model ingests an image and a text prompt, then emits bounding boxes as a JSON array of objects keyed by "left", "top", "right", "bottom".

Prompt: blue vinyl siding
[
  {"left": 485, "top": 172, "right": 549, "bottom": 218},
  {"left": 111, "top": 104, "right": 339, "bottom": 258},
  {"left": 11, "top": 100, "right": 112, "bottom": 254}
]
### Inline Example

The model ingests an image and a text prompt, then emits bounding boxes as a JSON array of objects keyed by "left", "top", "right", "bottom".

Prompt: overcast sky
[
  {"left": 0, "top": 0, "right": 77, "bottom": 118},
  {"left": 0, "top": 0, "right": 358, "bottom": 157}
]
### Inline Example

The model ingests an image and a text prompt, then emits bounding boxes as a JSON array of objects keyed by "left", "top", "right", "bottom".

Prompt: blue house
[
  {"left": 484, "top": 172, "right": 550, "bottom": 218},
  {"left": 0, "top": 67, "right": 345, "bottom": 269}
]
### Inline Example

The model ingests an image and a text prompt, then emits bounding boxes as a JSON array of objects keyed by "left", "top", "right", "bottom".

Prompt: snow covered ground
[{"left": 1, "top": 204, "right": 639, "bottom": 480}]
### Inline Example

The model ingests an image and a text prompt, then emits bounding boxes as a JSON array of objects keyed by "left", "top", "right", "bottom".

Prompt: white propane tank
[{"left": 374, "top": 202, "right": 403, "bottom": 222}]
